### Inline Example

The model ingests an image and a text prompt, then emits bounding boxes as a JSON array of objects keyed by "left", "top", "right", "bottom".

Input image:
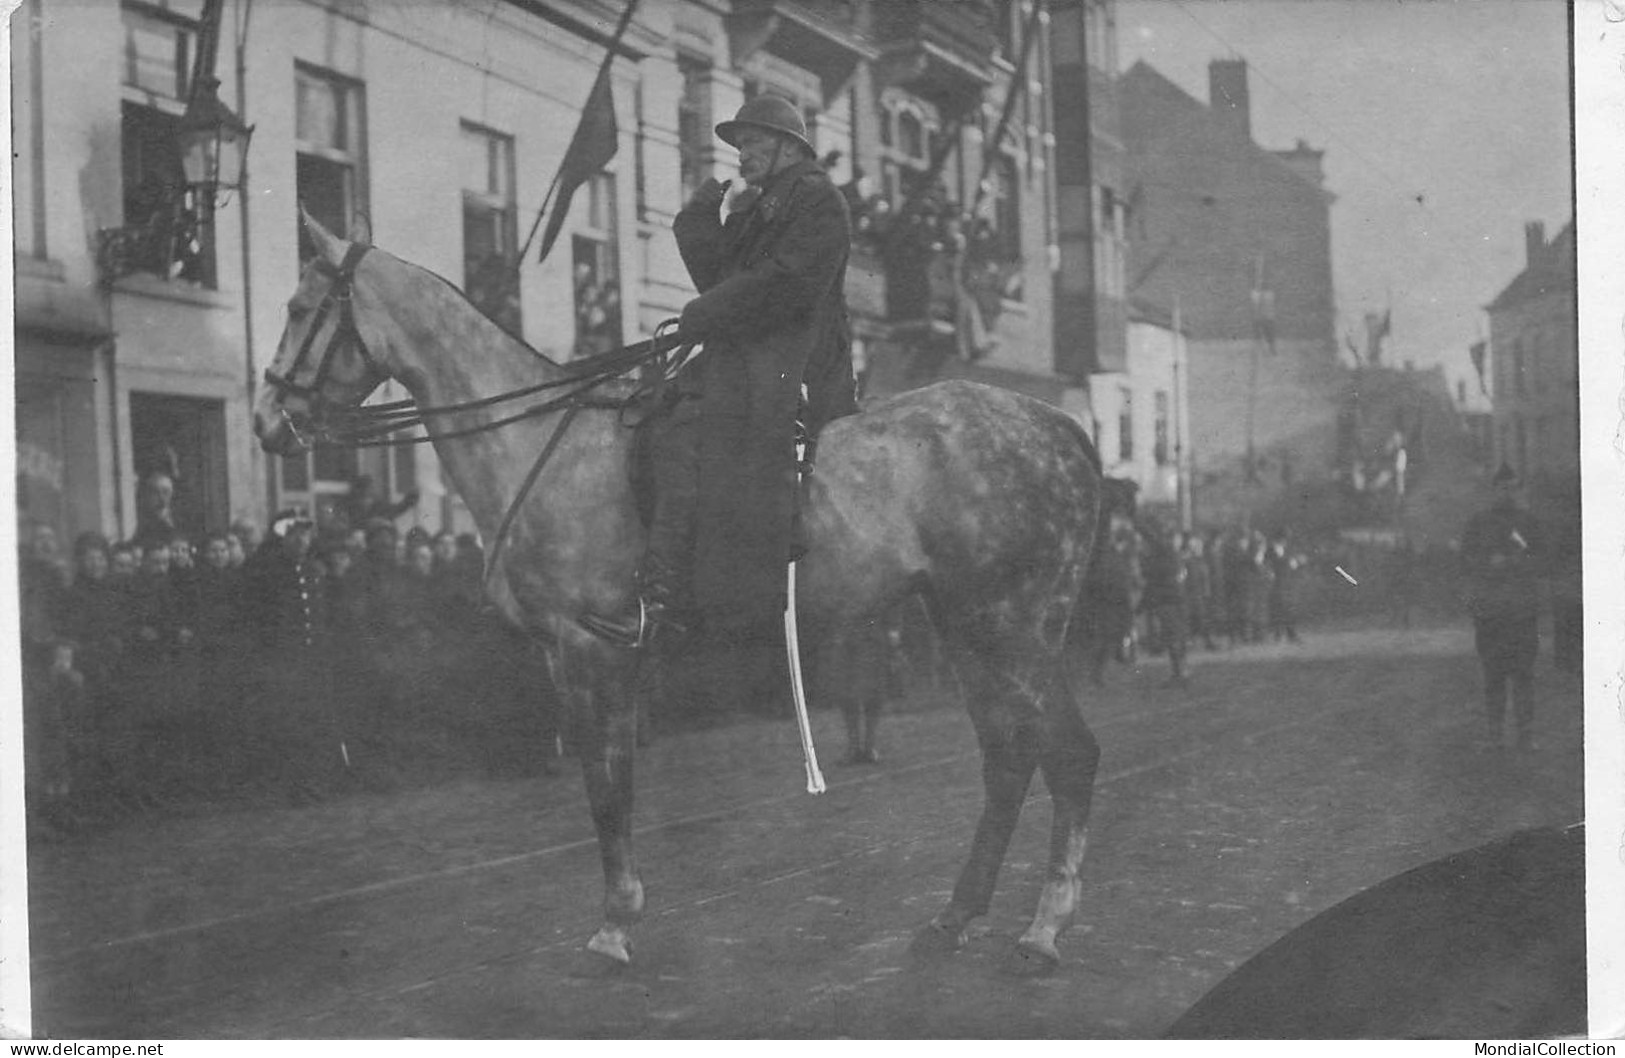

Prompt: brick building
[{"left": 1118, "top": 57, "right": 1342, "bottom": 527}]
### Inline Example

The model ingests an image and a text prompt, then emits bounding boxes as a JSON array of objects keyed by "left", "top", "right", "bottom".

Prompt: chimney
[
  {"left": 1209, "top": 58, "right": 1251, "bottom": 140},
  {"left": 1524, "top": 221, "right": 1546, "bottom": 266}
]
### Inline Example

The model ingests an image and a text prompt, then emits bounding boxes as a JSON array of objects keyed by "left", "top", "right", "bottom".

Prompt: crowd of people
[
  {"left": 1078, "top": 520, "right": 1310, "bottom": 687},
  {"left": 17, "top": 472, "right": 513, "bottom": 838}
]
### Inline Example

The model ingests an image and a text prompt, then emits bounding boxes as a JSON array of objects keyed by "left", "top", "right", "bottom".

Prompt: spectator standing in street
[
  {"left": 1182, "top": 533, "right": 1217, "bottom": 651},
  {"left": 224, "top": 530, "right": 247, "bottom": 569},
  {"left": 18, "top": 520, "right": 83, "bottom": 833},
  {"left": 109, "top": 542, "right": 140, "bottom": 583},
  {"left": 193, "top": 532, "right": 244, "bottom": 680},
  {"left": 1268, "top": 532, "right": 1303, "bottom": 643},
  {"left": 1222, "top": 530, "right": 1249, "bottom": 646},
  {"left": 166, "top": 534, "right": 201, "bottom": 647},
  {"left": 1076, "top": 533, "right": 1127, "bottom": 686},
  {"left": 229, "top": 519, "right": 262, "bottom": 566},
  {"left": 1459, "top": 463, "right": 1546, "bottom": 750},
  {"left": 243, "top": 510, "right": 327, "bottom": 653},
  {"left": 127, "top": 542, "right": 183, "bottom": 662},
  {"left": 1138, "top": 519, "right": 1189, "bottom": 686},
  {"left": 63, "top": 532, "right": 125, "bottom": 689}
]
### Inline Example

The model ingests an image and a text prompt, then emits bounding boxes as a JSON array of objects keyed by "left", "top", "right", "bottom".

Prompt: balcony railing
[
  {"left": 843, "top": 173, "right": 1018, "bottom": 368},
  {"left": 727, "top": 0, "right": 877, "bottom": 104},
  {"left": 872, "top": 0, "right": 999, "bottom": 113}
]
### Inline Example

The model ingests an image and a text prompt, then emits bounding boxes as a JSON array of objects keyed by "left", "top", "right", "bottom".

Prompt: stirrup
[{"left": 582, "top": 597, "right": 653, "bottom": 649}]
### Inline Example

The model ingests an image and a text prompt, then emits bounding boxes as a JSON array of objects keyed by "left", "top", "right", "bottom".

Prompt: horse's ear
[
  {"left": 299, "top": 202, "right": 346, "bottom": 267},
  {"left": 347, "top": 212, "right": 372, "bottom": 246}
]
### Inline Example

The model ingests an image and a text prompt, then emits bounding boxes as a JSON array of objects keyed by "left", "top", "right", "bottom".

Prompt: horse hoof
[
  {"left": 1007, "top": 938, "right": 1061, "bottom": 977},
  {"left": 587, "top": 927, "right": 632, "bottom": 965},
  {"left": 909, "top": 920, "right": 966, "bottom": 958}
]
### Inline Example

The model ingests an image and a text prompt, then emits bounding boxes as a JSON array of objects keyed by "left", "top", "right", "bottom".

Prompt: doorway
[{"left": 129, "top": 392, "right": 229, "bottom": 538}]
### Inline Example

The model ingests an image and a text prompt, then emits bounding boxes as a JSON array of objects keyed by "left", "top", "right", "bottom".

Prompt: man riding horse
[{"left": 583, "top": 95, "right": 857, "bottom": 648}]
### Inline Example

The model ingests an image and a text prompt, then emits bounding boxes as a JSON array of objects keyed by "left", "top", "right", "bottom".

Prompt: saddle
[{"left": 626, "top": 390, "right": 818, "bottom": 560}]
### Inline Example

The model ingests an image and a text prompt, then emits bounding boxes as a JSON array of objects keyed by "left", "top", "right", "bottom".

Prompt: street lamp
[
  {"left": 97, "top": 74, "right": 253, "bottom": 285},
  {"left": 178, "top": 75, "right": 253, "bottom": 208}
]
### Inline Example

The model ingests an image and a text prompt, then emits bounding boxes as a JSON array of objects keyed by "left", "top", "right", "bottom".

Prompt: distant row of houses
[{"left": 11, "top": 0, "right": 1576, "bottom": 552}]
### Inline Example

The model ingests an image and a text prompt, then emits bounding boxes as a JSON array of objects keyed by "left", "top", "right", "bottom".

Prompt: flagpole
[
  {"left": 516, "top": 0, "right": 640, "bottom": 266},
  {"left": 970, "top": 0, "right": 1045, "bottom": 220}
]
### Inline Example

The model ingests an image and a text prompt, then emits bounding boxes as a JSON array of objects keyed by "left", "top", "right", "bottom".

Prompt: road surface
[{"left": 23, "top": 621, "right": 1584, "bottom": 1038}]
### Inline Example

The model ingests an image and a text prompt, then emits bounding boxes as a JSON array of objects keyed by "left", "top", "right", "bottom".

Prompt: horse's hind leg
[
  {"left": 915, "top": 647, "right": 1041, "bottom": 953},
  {"left": 1014, "top": 659, "right": 1101, "bottom": 972}
]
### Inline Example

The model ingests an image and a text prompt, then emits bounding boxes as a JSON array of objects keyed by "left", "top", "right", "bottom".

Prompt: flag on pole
[
  {"left": 523, "top": 1, "right": 640, "bottom": 268},
  {"left": 536, "top": 66, "right": 619, "bottom": 266}
]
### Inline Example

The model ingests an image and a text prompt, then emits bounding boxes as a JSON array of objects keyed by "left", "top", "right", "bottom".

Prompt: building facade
[
  {"left": 1485, "top": 219, "right": 1577, "bottom": 508},
  {"left": 1118, "top": 58, "right": 1342, "bottom": 526},
  {"left": 1086, "top": 298, "right": 1188, "bottom": 518},
  {"left": 14, "top": 0, "right": 1137, "bottom": 550}
]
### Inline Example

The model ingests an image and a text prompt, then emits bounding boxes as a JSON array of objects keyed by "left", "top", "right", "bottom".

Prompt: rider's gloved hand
[{"left": 687, "top": 178, "right": 729, "bottom": 212}]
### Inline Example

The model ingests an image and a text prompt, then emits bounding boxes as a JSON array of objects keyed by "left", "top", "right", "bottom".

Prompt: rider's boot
[{"left": 582, "top": 560, "right": 688, "bottom": 650}]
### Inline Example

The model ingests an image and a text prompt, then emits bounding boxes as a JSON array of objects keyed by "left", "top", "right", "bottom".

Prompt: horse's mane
[{"left": 376, "top": 247, "right": 565, "bottom": 370}]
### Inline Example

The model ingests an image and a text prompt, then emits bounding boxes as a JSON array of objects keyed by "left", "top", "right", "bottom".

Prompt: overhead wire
[{"left": 1166, "top": 0, "right": 1432, "bottom": 212}]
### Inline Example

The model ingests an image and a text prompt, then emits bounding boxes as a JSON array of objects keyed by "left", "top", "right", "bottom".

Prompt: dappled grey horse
[{"left": 254, "top": 208, "right": 1105, "bottom": 971}]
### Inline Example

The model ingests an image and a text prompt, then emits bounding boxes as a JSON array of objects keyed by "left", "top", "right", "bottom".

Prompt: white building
[{"left": 1085, "top": 298, "right": 1189, "bottom": 522}]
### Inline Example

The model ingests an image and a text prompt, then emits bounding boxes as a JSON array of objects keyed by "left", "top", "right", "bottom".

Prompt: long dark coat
[{"left": 672, "top": 158, "right": 857, "bottom": 629}]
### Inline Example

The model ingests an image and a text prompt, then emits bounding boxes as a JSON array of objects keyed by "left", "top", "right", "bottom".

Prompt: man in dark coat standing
[
  {"left": 587, "top": 94, "right": 856, "bottom": 647},
  {"left": 1459, "top": 462, "right": 1546, "bottom": 750}
]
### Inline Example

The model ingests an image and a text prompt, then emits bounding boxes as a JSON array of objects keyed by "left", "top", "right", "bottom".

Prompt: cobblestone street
[{"left": 24, "top": 619, "right": 1585, "bottom": 1038}]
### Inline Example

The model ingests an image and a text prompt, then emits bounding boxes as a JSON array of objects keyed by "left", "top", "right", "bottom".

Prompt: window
[
  {"left": 460, "top": 122, "right": 521, "bottom": 335},
  {"left": 118, "top": 1, "right": 214, "bottom": 285},
  {"left": 1153, "top": 390, "right": 1170, "bottom": 465},
  {"left": 1118, "top": 386, "right": 1134, "bottom": 462},
  {"left": 677, "top": 55, "right": 710, "bottom": 207},
  {"left": 1511, "top": 338, "right": 1527, "bottom": 397},
  {"left": 572, "top": 172, "right": 623, "bottom": 358},
  {"left": 295, "top": 66, "right": 366, "bottom": 265},
  {"left": 123, "top": 2, "right": 198, "bottom": 100}
]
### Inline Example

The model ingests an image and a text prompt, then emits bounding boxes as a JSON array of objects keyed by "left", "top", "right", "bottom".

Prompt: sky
[{"left": 1116, "top": 0, "right": 1573, "bottom": 374}]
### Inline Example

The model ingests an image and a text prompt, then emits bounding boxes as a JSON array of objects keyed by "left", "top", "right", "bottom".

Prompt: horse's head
[{"left": 253, "top": 206, "right": 394, "bottom": 455}]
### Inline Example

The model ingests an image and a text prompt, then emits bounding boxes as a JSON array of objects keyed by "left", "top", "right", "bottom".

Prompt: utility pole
[
  {"left": 1173, "top": 296, "right": 1191, "bottom": 531},
  {"left": 1246, "top": 254, "right": 1273, "bottom": 484}
]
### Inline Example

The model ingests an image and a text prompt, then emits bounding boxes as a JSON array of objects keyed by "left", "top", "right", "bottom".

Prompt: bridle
[
  {"left": 263, "top": 243, "right": 686, "bottom": 451},
  {"left": 260, "top": 240, "right": 690, "bottom": 590},
  {"left": 262, "top": 243, "right": 384, "bottom": 417}
]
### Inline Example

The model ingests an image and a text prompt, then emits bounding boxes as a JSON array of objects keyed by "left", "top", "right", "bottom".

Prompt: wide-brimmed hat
[{"left": 715, "top": 95, "right": 814, "bottom": 156}]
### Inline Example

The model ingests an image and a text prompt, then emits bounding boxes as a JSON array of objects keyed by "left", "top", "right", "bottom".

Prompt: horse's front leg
[{"left": 565, "top": 652, "right": 646, "bottom": 965}]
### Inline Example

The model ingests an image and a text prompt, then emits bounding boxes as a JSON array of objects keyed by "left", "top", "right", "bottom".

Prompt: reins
[
  {"left": 265, "top": 245, "right": 687, "bottom": 449},
  {"left": 266, "top": 245, "right": 692, "bottom": 597}
]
